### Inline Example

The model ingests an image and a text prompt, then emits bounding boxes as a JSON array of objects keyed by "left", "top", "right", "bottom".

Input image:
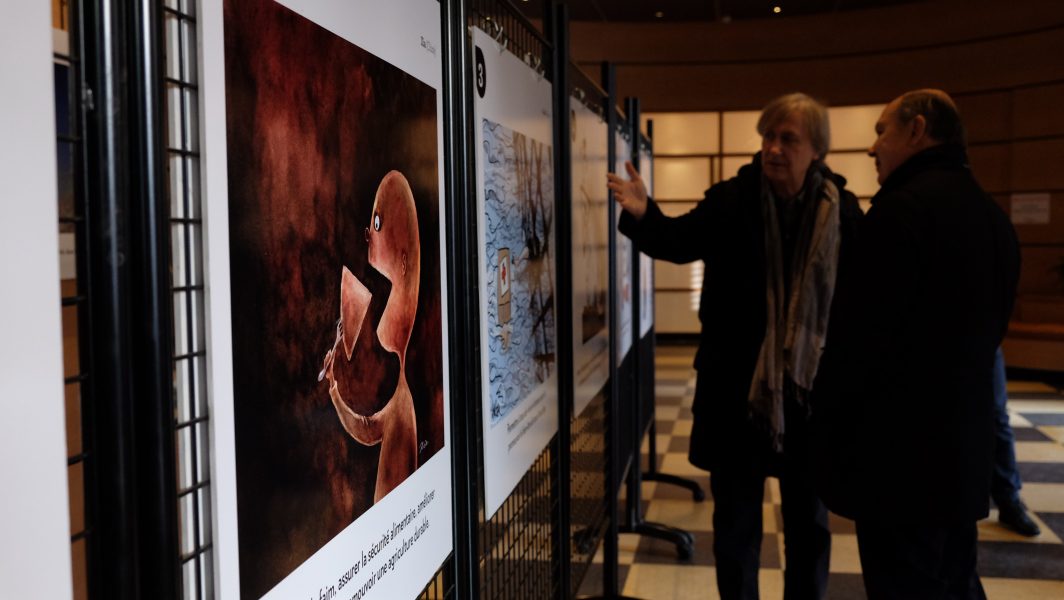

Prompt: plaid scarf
[{"left": 748, "top": 166, "right": 841, "bottom": 451}]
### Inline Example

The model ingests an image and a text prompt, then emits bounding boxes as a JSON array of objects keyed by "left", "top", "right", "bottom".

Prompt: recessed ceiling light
[
  {"left": 655, "top": 11, "right": 664, "bottom": 18},
  {"left": 773, "top": 5, "right": 782, "bottom": 14}
]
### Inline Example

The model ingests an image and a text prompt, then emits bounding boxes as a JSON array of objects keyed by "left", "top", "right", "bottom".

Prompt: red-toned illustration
[
  {"left": 222, "top": 0, "right": 443, "bottom": 597},
  {"left": 320, "top": 172, "right": 422, "bottom": 502}
]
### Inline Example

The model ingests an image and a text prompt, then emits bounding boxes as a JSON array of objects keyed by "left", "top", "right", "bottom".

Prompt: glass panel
[
  {"left": 642, "top": 111, "right": 720, "bottom": 155},
  {"left": 653, "top": 157, "right": 711, "bottom": 200},
  {"left": 721, "top": 156, "right": 749, "bottom": 182},
  {"left": 825, "top": 151, "right": 880, "bottom": 198},
  {"left": 656, "top": 200, "right": 698, "bottom": 218},
  {"left": 827, "top": 104, "right": 884, "bottom": 151},
  {"left": 722, "top": 110, "right": 762, "bottom": 154},
  {"left": 654, "top": 291, "right": 701, "bottom": 334},
  {"left": 654, "top": 260, "right": 698, "bottom": 291}
]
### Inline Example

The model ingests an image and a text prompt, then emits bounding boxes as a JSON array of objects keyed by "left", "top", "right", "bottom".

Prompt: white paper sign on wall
[{"left": 1010, "top": 192, "right": 1051, "bottom": 225}]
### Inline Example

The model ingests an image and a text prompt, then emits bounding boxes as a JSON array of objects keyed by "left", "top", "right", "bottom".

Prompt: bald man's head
[{"left": 894, "top": 89, "right": 966, "bottom": 148}]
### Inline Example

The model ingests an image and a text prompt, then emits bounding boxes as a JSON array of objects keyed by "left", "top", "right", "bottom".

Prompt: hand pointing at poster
[{"left": 607, "top": 160, "right": 648, "bottom": 220}]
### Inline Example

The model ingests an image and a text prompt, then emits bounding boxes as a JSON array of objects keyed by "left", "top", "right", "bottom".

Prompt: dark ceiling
[{"left": 516, "top": 0, "right": 929, "bottom": 22}]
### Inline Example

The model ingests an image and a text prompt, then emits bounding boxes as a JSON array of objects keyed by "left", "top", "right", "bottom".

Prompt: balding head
[
  {"left": 894, "top": 89, "right": 966, "bottom": 148},
  {"left": 870, "top": 89, "right": 967, "bottom": 184}
]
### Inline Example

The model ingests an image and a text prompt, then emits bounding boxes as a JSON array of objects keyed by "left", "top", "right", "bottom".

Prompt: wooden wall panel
[
  {"left": 1013, "top": 83, "right": 1064, "bottom": 139},
  {"left": 954, "top": 92, "right": 1010, "bottom": 143},
  {"left": 967, "top": 143, "right": 1011, "bottom": 193},
  {"left": 1018, "top": 246, "right": 1064, "bottom": 295},
  {"left": 1011, "top": 138, "right": 1064, "bottom": 191}
]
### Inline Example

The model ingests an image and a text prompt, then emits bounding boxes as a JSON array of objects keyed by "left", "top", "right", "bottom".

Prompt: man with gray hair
[
  {"left": 611, "top": 93, "right": 863, "bottom": 599},
  {"left": 812, "top": 89, "right": 1020, "bottom": 599}
]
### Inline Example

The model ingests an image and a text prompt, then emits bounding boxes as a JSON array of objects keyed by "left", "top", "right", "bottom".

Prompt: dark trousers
[
  {"left": 990, "top": 347, "right": 1022, "bottom": 507},
  {"left": 856, "top": 520, "right": 985, "bottom": 600},
  {"left": 710, "top": 446, "right": 831, "bottom": 599}
]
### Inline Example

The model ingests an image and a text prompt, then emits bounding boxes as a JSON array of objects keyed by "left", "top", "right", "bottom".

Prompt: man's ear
[{"left": 910, "top": 115, "right": 928, "bottom": 145}]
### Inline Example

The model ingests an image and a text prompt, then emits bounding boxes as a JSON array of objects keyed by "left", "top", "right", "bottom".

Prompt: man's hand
[{"left": 607, "top": 160, "right": 649, "bottom": 220}]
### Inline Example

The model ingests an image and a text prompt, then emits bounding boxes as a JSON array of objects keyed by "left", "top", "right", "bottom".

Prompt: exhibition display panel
[
  {"left": 570, "top": 92, "right": 611, "bottom": 420},
  {"left": 202, "top": 0, "right": 453, "bottom": 597},
  {"left": 471, "top": 25, "right": 561, "bottom": 519}
]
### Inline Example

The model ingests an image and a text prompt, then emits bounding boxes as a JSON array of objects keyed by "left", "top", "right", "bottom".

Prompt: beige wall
[{"left": 573, "top": 0, "right": 1064, "bottom": 342}]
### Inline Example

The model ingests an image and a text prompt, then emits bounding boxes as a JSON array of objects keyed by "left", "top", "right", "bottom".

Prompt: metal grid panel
[
  {"left": 470, "top": 0, "right": 552, "bottom": 82},
  {"left": 417, "top": 563, "right": 456, "bottom": 600},
  {"left": 479, "top": 448, "right": 557, "bottom": 599},
  {"left": 54, "top": 1, "right": 95, "bottom": 598},
  {"left": 568, "top": 391, "right": 608, "bottom": 593},
  {"left": 162, "top": 0, "right": 214, "bottom": 597}
]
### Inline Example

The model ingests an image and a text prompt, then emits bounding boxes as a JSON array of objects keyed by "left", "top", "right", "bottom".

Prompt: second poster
[{"left": 472, "top": 27, "right": 560, "bottom": 518}]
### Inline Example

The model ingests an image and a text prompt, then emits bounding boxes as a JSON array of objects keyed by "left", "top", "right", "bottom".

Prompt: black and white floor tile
[{"left": 579, "top": 344, "right": 1064, "bottom": 599}]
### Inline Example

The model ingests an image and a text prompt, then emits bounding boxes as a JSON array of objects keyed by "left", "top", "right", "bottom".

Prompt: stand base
[
  {"left": 643, "top": 471, "right": 706, "bottom": 502},
  {"left": 621, "top": 520, "right": 695, "bottom": 560}
]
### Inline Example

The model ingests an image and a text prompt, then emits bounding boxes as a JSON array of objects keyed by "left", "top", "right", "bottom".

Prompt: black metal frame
[
  {"left": 73, "top": 0, "right": 182, "bottom": 596},
  {"left": 545, "top": 3, "right": 575, "bottom": 598},
  {"left": 434, "top": 0, "right": 477, "bottom": 598},
  {"left": 619, "top": 99, "right": 696, "bottom": 561}
]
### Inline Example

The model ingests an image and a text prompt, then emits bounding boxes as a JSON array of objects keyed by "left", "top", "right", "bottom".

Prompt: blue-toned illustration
[{"left": 483, "top": 118, "right": 556, "bottom": 426}]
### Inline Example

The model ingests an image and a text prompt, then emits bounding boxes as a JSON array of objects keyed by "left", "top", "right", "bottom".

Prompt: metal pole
[
  {"left": 547, "top": 2, "right": 573, "bottom": 597},
  {"left": 441, "top": 0, "right": 480, "bottom": 597},
  {"left": 128, "top": 0, "right": 179, "bottom": 596},
  {"left": 82, "top": 0, "right": 138, "bottom": 595}
]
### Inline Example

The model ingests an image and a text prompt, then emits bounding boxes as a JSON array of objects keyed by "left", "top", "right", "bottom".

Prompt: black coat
[
  {"left": 619, "top": 154, "right": 863, "bottom": 472},
  {"left": 811, "top": 144, "right": 1021, "bottom": 524}
]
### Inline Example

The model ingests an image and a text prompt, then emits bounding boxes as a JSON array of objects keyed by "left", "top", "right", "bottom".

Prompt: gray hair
[{"left": 756, "top": 92, "right": 831, "bottom": 158}]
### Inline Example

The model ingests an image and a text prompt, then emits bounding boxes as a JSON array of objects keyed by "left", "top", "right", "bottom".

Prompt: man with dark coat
[
  {"left": 812, "top": 89, "right": 1021, "bottom": 599},
  {"left": 610, "top": 93, "right": 862, "bottom": 600}
]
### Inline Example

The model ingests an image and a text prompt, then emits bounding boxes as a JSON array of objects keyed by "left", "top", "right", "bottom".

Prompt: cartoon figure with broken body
[{"left": 319, "top": 170, "right": 420, "bottom": 503}]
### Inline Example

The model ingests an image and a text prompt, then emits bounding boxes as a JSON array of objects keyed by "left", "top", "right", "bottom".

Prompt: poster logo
[{"left": 475, "top": 46, "right": 487, "bottom": 98}]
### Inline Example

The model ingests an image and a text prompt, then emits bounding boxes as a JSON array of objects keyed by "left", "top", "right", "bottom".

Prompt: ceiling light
[
  {"left": 654, "top": 11, "right": 664, "bottom": 18},
  {"left": 773, "top": 5, "right": 782, "bottom": 14}
]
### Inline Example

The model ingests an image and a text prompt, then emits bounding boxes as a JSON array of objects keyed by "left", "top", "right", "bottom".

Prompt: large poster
[
  {"left": 570, "top": 98, "right": 610, "bottom": 417},
  {"left": 472, "top": 27, "right": 559, "bottom": 518},
  {"left": 614, "top": 126, "right": 634, "bottom": 361},
  {"left": 638, "top": 143, "right": 654, "bottom": 338},
  {"left": 205, "top": 1, "right": 451, "bottom": 598}
]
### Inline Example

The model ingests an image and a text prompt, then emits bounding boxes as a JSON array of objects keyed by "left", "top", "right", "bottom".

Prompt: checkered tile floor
[{"left": 578, "top": 343, "right": 1064, "bottom": 599}]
